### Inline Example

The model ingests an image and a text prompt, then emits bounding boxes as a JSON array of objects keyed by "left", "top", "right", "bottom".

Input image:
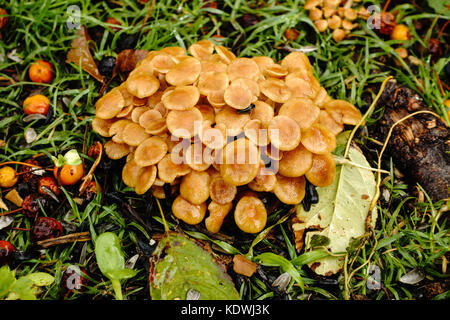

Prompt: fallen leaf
[
  {"left": 66, "top": 26, "right": 104, "bottom": 83},
  {"left": 295, "top": 145, "right": 377, "bottom": 276},
  {"left": 149, "top": 232, "right": 240, "bottom": 300},
  {"left": 114, "top": 49, "right": 149, "bottom": 75}
]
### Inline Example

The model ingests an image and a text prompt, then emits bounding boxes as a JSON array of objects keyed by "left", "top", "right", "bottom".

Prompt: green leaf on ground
[
  {"left": 150, "top": 232, "right": 240, "bottom": 300},
  {"left": 295, "top": 145, "right": 377, "bottom": 276}
]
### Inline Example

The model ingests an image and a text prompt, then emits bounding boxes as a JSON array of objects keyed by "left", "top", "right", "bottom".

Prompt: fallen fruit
[
  {"left": 31, "top": 216, "right": 63, "bottom": 242},
  {"left": 23, "top": 94, "right": 50, "bottom": 116},
  {"left": 28, "top": 59, "right": 54, "bottom": 83},
  {"left": 61, "top": 265, "right": 89, "bottom": 291},
  {"left": 0, "top": 240, "right": 15, "bottom": 265},
  {"left": 0, "top": 166, "right": 18, "bottom": 188},
  {"left": 54, "top": 164, "right": 84, "bottom": 186},
  {"left": 391, "top": 24, "right": 411, "bottom": 41}
]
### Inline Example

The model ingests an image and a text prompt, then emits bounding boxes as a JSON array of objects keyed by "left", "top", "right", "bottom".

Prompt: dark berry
[
  {"left": 116, "top": 33, "right": 139, "bottom": 52},
  {"left": 30, "top": 217, "right": 63, "bottom": 242},
  {"left": 0, "top": 240, "right": 15, "bottom": 265},
  {"left": 98, "top": 56, "right": 116, "bottom": 78},
  {"left": 38, "top": 176, "right": 59, "bottom": 196},
  {"left": 61, "top": 265, "right": 89, "bottom": 291},
  {"left": 18, "top": 159, "right": 40, "bottom": 183},
  {"left": 22, "top": 193, "right": 48, "bottom": 218}
]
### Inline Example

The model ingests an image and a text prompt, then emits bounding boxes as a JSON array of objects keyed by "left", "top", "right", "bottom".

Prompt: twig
[{"left": 36, "top": 232, "right": 91, "bottom": 248}]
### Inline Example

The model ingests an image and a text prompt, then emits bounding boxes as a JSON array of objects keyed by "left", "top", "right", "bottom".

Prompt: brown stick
[{"left": 36, "top": 232, "right": 91, "bottom": 248}]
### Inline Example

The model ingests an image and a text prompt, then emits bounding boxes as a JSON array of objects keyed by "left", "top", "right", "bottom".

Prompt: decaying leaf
[
  {"left": 149, "top": 232, "right": 240, "bottom": 300},
  {"left": 294, "top": 145, "right": 377, "bottom": 276},
  {"left": 114, "top": 49, "right": 149, "bottom": 75},
  {"left": 66, "top": 26, "right": 104, "bottom": 83}
]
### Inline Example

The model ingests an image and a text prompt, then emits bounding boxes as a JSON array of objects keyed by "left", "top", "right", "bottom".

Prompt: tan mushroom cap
[
  {"left": 196, "top": 104, "right": 215, "bottom": 124},
  {"left": 205, "top": 201, "right": 233, "bottom": 233},
  {"left": 314, "top": 86, "right": 333, "bottom": 107},
  {"left": 200, "top": 123, "right": 227, "bottom": 150},
  {"left": 96, "top": 87, "right": 125, "bottom": 119},
  {"left": 250, "top": 100, "right": 274, "bottom": 129},
  {"left": 166, "top": 107, "right": 203, "bottom": 139},
  {"left": 134, "top": 136, "right": 168, "bottom": 167},
  {"left": 215, "top": 45, "right": 236, "bottom": 64},
  {"left": 149, "top": 53, "right": 176, "bottom": 73},
  {"left": 92, "top": 117, "right": 116, "bottom": 137},
  {"left": 147, "top": 91, "right": 164, "bottom": 108},
  {"left": 259, "top": 78, "right": 292, "bottom": 103},
  {"left": 198, "top": 71, "right": 229, "bottom": 96},
  {"left": 207, "top": 90, "right": 226, "bottom": 108},
  {"left": 244, "top": 119, "right": 270, "bottom": 146},
  {"left": 209, "top": 175, "right": 237, "bottom": 204},
  {"left": 104, "top": 140, "right": 130, "bottom": 160},
  {"left": 316, "top": 109, "right": 343, "bottom": 135},
  {"left": 325, "top": 99, "right": 363, "bottom": 125},
  {"left": 122, "top": 159, "right": 142, "bottom": 188},
  {"left": 224, "top": 81, "right": 254, "bottom": 110},
  {"left": 305, "top": 153, "right": 336, "bottom": 187},
  {"left": 273, "top": 175, "right": 306, "bottom": 205},
  {"left": 161, "top": 46, "right": 187, "bottom": 58},
  {"left": 138, "top": 109, "right": 162, "bottom": 129},
  {"left": 268, "top": 115, "right": 301, "bottom": 151},
  {"left": 109, "top": 119, "right": 132, "bottom": 143},
  {"left": 215, "top": 106, "right": 250, "bottom": 136},
  {"left": 184, "top": 142, "right": 212, "bottom": 171},
  {"left": 280, "top": 51, "right": 314, "bottom": 75},
  {"left": 132, "top": 95, "right": 148, "bottom": 107},
  {"left": 227, "top": 58, "right": 260, "bottom": 81},
  {"left": 118, "top": 83, "right": 134, "bottom": 107},
  {"left": 278, "top": 143, "right": 313, "bottom": 177},
  {"left": 232, "top": 78, "right": 260, "bottom": 98},
  {"left": 264, "top": 64, "right": 288, "bottom": 78},
  {"left": 162, "top": 85, "right": 200, "bottom": 111},
  {"left": 301, "top": 124, "right": 336, "bottom": 155},
  {"left": 201, "top": 60, "right": 227, "bottom": 73},
  {"left": 234, "top": 196, "right": 267, "bottom": 233},
  {"left": 131, "top": 106, "right": 151, "bottom": 123},
  {"left": 278, "top": 97, "right": 320, "bottom": 130},
  {"left": 248, "top": 166, "right": 277, "bottom": 192},
  {"left": 157, "top": 153, "right": 191, "bottom": 183},
  {"left": 172, "top": 195, "right": 207, "bottom": 225},
  {"left": 188, "top": 39, "right": 214, "bottom": 60},
  {"left": 262, "top": 144, "right": 284, "bottom": 161},
  {"left": 125, "top": 71, "right": 160, "bottom": 99},
  {"left": 220, "top": 138, "right": 260, "bottom": 186},
  {"left": 145, "top": 118, "right": 168, "bottom": 135},
  {"left": 252, "top": 56, "right": 274, "bottom": 73},
  {"left": 180, "top": 170, "right": 210, "bottom": 205},
  {"left": 116, "top": 105, "right": 134, "bottom": 118},
  {"left": 166, "top": 56, "right": 201, "bottom": 86},
  {"left": 135, "top": 165, "right": 157, "bottom": 195},
  {"left": 285, "top": 72, "right": 318, "bottom": 99},
  {"left": 151, "top": 185, "right": 166, "bottom": 199},
  {"left": 122, "top": 122, "right": 150, "bottom": 147}
]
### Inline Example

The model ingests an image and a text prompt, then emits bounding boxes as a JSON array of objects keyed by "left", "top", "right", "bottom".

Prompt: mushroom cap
[
  {"left": 157, "top": 153, "right": 191, "bottom": 183},
  {"left": 109, "top": 119, "right": 132, "bottom": 143},
  {"left": 134, "top": 136, "right": 168, "bottom": 166},
  {"left": 201, "top": 59, "right": 227, "bottom": 73},
  {"left": 184, "top": 143, "right": 212, "bottom": 171},
  {"left": 122, "top": 159, "right": 142, "bottom": 188},
  {"left": 273, "top": 174, "right": 306, "bottom": 204},
  {"left": 244, "top": 119, "right": 270, "bottom": 146},
  {"left": 147, "top": 91, "right": 164, "bottom": 108},
  {"left": 250, "top": 100, "right": 274, "bottom": 129},
  {"left": 227, "top": 58, "right": 260, "bottom": 81},
  {"left": 264, "top": 64, "right": 288, "bottom": 78},
  {"left": 300, "top": 124, "right": 336, "bottom": 155},
  {"left": 138, "top": 109, "right": 162, "bottom": 129},
  {"left": 122, "top": 122, "right": 150, "bottom": 146},
  {"left": 149, "top": 52, "right": 176, "bottom": 73},
  {"left": 278, "top": 143, "right": 313, "bottom": 177},
  {"left": 125, "top": 70, "right": 160, "bottom": 99},
  {"left": 198, "top": 71, "right": 229, "bottom": 96},
  {"left": 188, "top": 39, "right": 214, "bottom": 60},
  {"left": 116, "top": 105, "right": 134, "bottom": 119},
  {"left": 314, "top": 86, "right": 333, "bottom": 107},
  {"left": 172, "top": 195, "right": 206, "bottom": 225},
  {"left": 268, "top": 115, "right": 301, "bottom": 151},
  {"left": 215, "top": 106, "right": 250, "bottom": 136},
  {"left": 196, "top": 104, "right": 215, "bottom": 124},
  {"left": 234, "top": 196, "right": 267, "bottom": 233},
  {"left": 207, "top": 90, "right": 226, "bottom": 108},
  {"left": 220, "top": 138, "right": 260, "bottom": 186},
  {"left": 280, "top": 51, "right": 313, "bottom": 75},
  {"left": 252, "top": 56, "right": 274, "bottom": 73},
  {"left": 131, "top": 106, "right": 151, "bottom": 123},
  {"left": 305, "top": 153, "right": 336, "bottom": 187},
  {"left": 223, "top": 80, "right": 254, "bottom": 110},
  {"left": 248, "top": 166, "right": 277, "bottom": 192},
  {"left": 166, "top": 107, "right": 203, "bottom": 139},
  {"left": 104, "top": 140, "right": 131, "bottom": 160},
  {"left": 205, "top": 201, "right": 233, "bottom": 233},
  {"left": 316, "top": 109, "right": 343, "bottom": 135},
  {"left": 135, "top": 165, "right": 157, "bottom": 195},
  {"left": 259, "top": 78, "right": 292, "bottom": 103},
  {"left": 166, "top": 56, "right": 201, "bottom": 86},
  {"left": 161, "top": 46, "right": 187, "bottom": 58},
  {"left": 324, "top": 99, "right": 362, "bottom": 125},
  {"left": 161, "top": 85, "right": 200, "bottom": 111},
  {"left": 200, "top": 123, "right": 227, "bottom": 150},
  {"left": 215, "top": 45, "right": 236, "bottom": 64},
  {"left": 232, "top": 78, "right": 260, "bottom": 98},
  {"left": 278, "top": 97, "right": 320, "bottom": 130},
  {"left": 180, "top": 170, "right": 210, "bottom": 205},
  {"left": 96, "top": 87, "right": 125, "bottom": 119},
  {"left": 145, "top": 118, "right": 168, "bottom": 135},
  {"left": 209, "top": 175, "right": 237, "bottom": 204},
  {"left": 92, "top": 117, "right": 116, "bottom": 137}
]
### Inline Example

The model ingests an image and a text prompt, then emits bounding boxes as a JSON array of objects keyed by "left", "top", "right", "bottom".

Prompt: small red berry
[
  {"left": 0, "top": 240, "right": 15, "bottom": 265},
  {"left": 38, "top": 176, "right": 60, "bottom": 196},
  {"left": 61, "top": 265, "right": 89, "bottom": 291},
  {"left": 30, "top": 217, "right": 63, "bottom": 242},
  {"left": 22, "top": 193, "right": 49, "bottom": 218}
]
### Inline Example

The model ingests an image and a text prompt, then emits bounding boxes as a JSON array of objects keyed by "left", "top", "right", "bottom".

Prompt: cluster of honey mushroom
[{"left": 93, "top": 40, "right": 362, "bottom": 234}]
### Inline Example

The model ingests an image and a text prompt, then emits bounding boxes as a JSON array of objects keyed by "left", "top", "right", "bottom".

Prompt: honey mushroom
[
  {"left": 157, "top": 153, "right": 191, "bottom": 183},
  {"left": 205, "top": 201, "right": 233, "bottom": 234},
  {"left": 109, "top": 119, "right": 131, "bottom": 143},
  {"left": 165, "top": 56, "right": 201, "bottom": 86},
  {"left": 162, "top": 85, "right": 200, "bottom": 111},
  {"left": 278, "top": 97, "right": 320, "bottom": 130},
  {"left": 300, "top": 124, "right": 336, "bottom": 155},
  {"left": 273, "top": 175, "right": 306, "bottom": 205},
  {"left": 305, "top": 153, "right": 336, "bottom": 187},
  {"left": 324, "top": 99, "right": 363, "bottom": 125},
  {"left": 166, "top": 107, "right": 203, "bottom": 139},
  {"left": 126, "top": 70, "right": 160, "bottom": 99},
  {"left": 135, "top": 165, "right": 157, "bottom": 195},
  {"left": 215, "top": 106, "right": 250, "bottom": 136},
  {"left": 278, "top": 143, "right": 313, "bottom": 177},
  {"left": 209, "top": 175, "right": 237, "bottom": 204},
  {"left": 92, "top": 117, "right": 116, "bottom": 137},
  {"left": 104, "top": 140, "right": 131, "bottom": 160},
  {"left": 234, "top": 196, "right": 267, "bottom": 233},
  {"left": 268, "top": 115, "right": 301, "bottom": 151},
  {"left": 179, "top": 170, "right": 210, "bottom": 205},
  {"left": 224, "top": 81, "right": 254, "bottom": 110},
  {"left": 198, "top": 72, "right": 229, "bottom": 96},
  {"left": 244, "top": 119, "right": 270, "bottom": 147},
  {"left": 122, "top": 159, "right": 142, "bottom": 188},
  {"left": 134, "top": 136, "right": 168, "bottom": 167},
  {"left": 95, "top": 87, "right": 125, "bottom": 119},
  {"left": 316, "top": 109, "right": 343, "bottom": 135},
  {"left": 172, "top": 195, "right": 207, "bottom": 225},
  {"left": 250, "top": 100, "right": 274, "bottom": 128},
  {"left": 248, "top": 165, "right": 277, "bottom": 192}
]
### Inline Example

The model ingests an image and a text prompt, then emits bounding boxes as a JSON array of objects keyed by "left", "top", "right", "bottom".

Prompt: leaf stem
[{"left": 111, "top": 279, "right": 123, "bottom": 300}]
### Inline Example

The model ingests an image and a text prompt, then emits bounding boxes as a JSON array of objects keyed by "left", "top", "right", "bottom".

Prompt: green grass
[{"left": 0, "top": 0, "right": 449, "bottom": 300}]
